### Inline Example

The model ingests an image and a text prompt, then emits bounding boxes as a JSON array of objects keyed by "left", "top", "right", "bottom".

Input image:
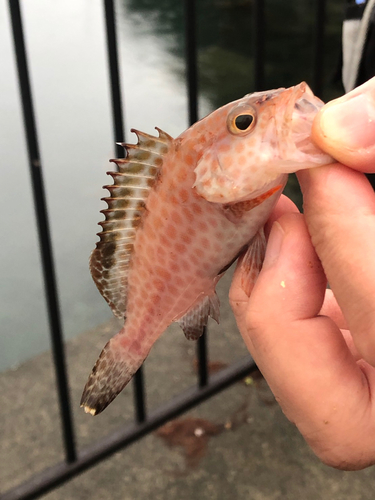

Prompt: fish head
[{"left": 193, "top": 82, "right": 333, "bottom": 204}]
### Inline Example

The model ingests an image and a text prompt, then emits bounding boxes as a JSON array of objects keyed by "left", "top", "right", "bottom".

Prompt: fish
[{"left": 81, "top": 82, "right": 333, "bottom": 415}]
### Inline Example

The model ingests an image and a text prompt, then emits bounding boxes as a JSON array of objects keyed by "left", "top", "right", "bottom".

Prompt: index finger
[
  {"left": 298, "top": 163, "right": 375, "bottom": 365},
  {"left": 312, "top": 77, "right": 375, "bottom": 172}
]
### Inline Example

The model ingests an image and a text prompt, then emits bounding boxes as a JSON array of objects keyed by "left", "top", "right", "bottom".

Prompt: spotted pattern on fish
[{"left": 82, "top": 83, "right": 334, "bottom": 415}]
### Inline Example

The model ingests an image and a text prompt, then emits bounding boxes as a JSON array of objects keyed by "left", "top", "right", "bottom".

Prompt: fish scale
[{"left": 82, "top": 82, "right": 333, "bottom": 415}]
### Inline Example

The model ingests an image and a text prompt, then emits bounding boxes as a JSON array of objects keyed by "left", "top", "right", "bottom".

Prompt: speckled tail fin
[
  {"left": 80, "top": 332, "right": 145, "bottom": 415},
  {"left": 90, "top": 128, "right": 173, "bottom": 319}
]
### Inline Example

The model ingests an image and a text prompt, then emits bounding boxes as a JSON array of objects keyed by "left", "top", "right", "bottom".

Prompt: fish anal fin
[
  {"left": 90, "top": 128, "right": 174, "bottom": 318},
  {"left": 177, "top": 293, "right": 220, "bottom": 341},
  {"left": 240, "top": 229, "right": 267, "bottom": 297}
]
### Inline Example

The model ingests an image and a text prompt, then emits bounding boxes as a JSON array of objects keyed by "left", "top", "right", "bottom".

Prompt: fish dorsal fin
[
  {"left": 90, "top": 128, "right": 173, "bottom": 318},
  {"left": 177, "top": 293, "right": 220, "bottom": 341}
]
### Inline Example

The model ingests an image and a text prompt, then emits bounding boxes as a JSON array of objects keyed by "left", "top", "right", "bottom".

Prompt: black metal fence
[{"left": 2, "top": 1, "right": 329, "bottom": 498}]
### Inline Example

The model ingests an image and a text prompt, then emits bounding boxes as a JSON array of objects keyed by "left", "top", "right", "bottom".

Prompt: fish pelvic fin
[
  {"left": 90, "top": 128, "right": 174, "bottom": 319},
  {"left": 177, "top": 292, "right": 220, "bottom": 341},
  {"left": 80, "top": 335, "right": 144, "bottom": 415}
]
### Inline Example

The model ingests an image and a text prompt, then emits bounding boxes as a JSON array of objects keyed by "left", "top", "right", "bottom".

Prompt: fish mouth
[
  {"left": 289, "top": 83, "right": 324, "bottom": 154},
  {"left": 279, "top": 82, "right": 333, "bottom": 167},
  {"left": 291, "top": 82, "right": 323, "bottom": 112}
]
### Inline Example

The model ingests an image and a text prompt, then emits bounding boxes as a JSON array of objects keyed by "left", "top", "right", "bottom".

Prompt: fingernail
[
  {"left": 319, "top": 92, "right": 375, "bottom": 150},
  {"left": 263, "top": 222, "right": 284, "bottom": 269}
]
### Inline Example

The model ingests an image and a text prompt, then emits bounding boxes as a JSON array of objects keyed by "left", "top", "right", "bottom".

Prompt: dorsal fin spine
[
  {"left": 90, "top": 128, "right": 173, "bottom": 318},
  {"left": 100, "top": 209, "right": 143, "bottom": 222}
]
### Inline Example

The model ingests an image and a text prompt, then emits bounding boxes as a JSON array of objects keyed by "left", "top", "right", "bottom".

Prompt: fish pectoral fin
[
  {"left": 177, "top": 293, "right": 220, "bottom": 341},
  {"left": 80, "top": 334, "right": 144, "bottom": 415},
  {"left": 240, "top": 229, "right": 267, "bottom": 297}
]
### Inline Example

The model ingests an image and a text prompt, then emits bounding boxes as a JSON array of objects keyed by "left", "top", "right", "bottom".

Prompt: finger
[
  {"left": 320, "top": 290, "right": 361, "bottom": 360},
  {"left": 244, "top": 213, "right": 375, "bottom": 469},
  {"left": 340, "top": 329, "right": 362, "bottom": 362},
  {"left": 312, "top": 77, "right": 375, "bottom": 172},
  {"left": 320, "top": 289, "right": 347, "bottom": 330},
  {"left": 298, "top": 164, "right": 375, "bottom": 365},
  {"left": 264, "top": 194, "right": 299, "bottom": 235}
]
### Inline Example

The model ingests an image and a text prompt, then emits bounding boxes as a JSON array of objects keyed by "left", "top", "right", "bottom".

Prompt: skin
[{"left": 229, "top": 76, "right": 375, "bottom": 470}]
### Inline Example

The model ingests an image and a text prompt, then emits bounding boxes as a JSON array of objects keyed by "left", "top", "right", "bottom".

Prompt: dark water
[
  {"left": 126, "top": 0, "right": 345, "bottom": 107},
  {"left": 0, "top": 0, "right": 345, "bottom": 371}
]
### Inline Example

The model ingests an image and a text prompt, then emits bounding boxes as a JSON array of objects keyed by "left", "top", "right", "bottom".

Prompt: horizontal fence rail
[{"left": 2, "top": 0, "right": 332, "bottom": 498}]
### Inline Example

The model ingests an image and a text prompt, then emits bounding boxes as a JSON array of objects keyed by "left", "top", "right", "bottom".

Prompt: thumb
[{"left": 312, "top": 77, "right": 375, "bottom": 173}]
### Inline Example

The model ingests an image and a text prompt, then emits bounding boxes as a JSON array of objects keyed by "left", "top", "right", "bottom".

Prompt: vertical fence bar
[
  {"left": 253, "top": 0, "right": 266, "bottom": 90},
  {"left": 133, "top": 367, "right": 146, "bottom": 423},
  {"left": 184, "top": 0, "right": 198, "bottom": 125},
  {"left": 184, "top": 0, "right": 208, "bottom": 387},
  {"left": 197, "top": 331, "right": 208, "bottom": 388},
  {"left": 103, "top": 0, "right": 147, "bottom": 421},
  {"left": 312, "top": 0, "right": 326, "bottom": 98},
  {"left": 8, "top": 0, "right": 76, "bottom": 463},
  {"left": 103, "top": 0, "right": 125, "bottom": 158}
]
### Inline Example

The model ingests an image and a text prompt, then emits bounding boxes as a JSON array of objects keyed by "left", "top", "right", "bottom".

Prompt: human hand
[{"left": 229, "top": 77, "right": 375, "bottom": 470}]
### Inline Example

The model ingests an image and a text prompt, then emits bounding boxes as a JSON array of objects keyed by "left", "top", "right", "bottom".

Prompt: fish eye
[
  {"left": 227, "top": 106, "right": 257, "bottom": 135},
  {"left": 235, "top": 114, "right": 254, "bottom": 130}
]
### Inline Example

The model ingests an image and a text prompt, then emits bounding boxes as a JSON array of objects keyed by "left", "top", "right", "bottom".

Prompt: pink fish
[{"left": 81, "top": 82, "right": 332, "bottom": 415}]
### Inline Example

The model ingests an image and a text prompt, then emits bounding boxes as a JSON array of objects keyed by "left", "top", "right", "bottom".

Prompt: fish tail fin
[{"left": 80, "top": 333, "right": 144, "bottom": 415}]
